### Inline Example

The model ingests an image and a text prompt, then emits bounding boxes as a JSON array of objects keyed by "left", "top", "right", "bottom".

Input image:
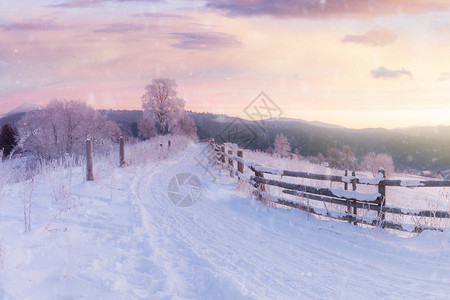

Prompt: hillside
[
  {"left": 0, "top": 139, "right": 448, "bottom": 298},
  {"left": 189, "top": 113, "right": 450, "bottom": 172},
  {"left": 3, "top": 108, "right": 450, "bottom": 172}
]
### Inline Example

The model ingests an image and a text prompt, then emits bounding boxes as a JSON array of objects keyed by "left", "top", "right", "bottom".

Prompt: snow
[
  {"left": 0, "top": 142, "right": 449, "bottom": 299},
  {"left": 253, "top": 165, "right": 284, "bottom": 176},
  {"left": 341, "top": 175, "right": 356, "bottom": 183},
  {"left": 358, "top": 172, "right": 385, "bottom": 185},
  {"left": 400, "top": 180, "right": 425, "bottom": 187},
  {"left": 330, "top": 188, "right": 381, "bottom": 202}
]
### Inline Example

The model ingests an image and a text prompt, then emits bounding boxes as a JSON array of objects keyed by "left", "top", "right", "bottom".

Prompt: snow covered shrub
[
  {"left": 23, "top": 179, "right": 35, "bottom": 232},
  {"left": 237, "top": 178, "right": 254, "bottom": 198},
  {"left": 92, "top": 147, "right": 118, "bottom": 185},
  {"left": 363, "top": 152, "right": 394, "bottom": 177},
  {"left": 127, "top": 134, "right": 194, "bottom": 167},
  {"left": 138, "top": 118, "right": 157, "bottom": 140},
  {"left": 0, "top": 153, "right": 23, "bottom": 203},
  {"left": 407, "top": 191, "right": 450, "bottom": 231},
  {"left": 326, "top": 145, "right": 357, "bottom": 170},
  {"left": 273, "top": 134, "right": 291, "bottom": 158}
]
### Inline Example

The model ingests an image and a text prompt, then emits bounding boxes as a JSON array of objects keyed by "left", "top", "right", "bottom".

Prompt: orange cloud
[
  {"left": 371, "top": 66, "right": 412, "bottom": 79},
  {"left": 342, "top": 26, "right": 397, "bottom": 47}
]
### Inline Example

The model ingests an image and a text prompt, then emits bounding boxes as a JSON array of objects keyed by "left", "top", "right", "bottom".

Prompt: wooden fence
[{"left": 208, "top": 140, "right": 450, "bottom": 234}]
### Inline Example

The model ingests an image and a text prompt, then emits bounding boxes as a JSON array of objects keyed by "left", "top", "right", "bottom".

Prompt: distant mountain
[
  {"left": 188, "top": 112, "right": 450, "bottom": 172},
  {"left": 0, "top": 112, "right": 26, "bottom": 128},
  {"left": 265, "top": 117, "right": 345, "bottom": 129},
  {"left": 0, "top": 103, "right": 42, "bottom": 128},
  {"left": 5, "top": 103, "right": 42, "bottom": 116},
  {"left": 393, "top": 126, "right": 450, "bottom": 141},
  {"left": 3, "top": 107, "right": 450, "bottom": 172},
  {"left": 99, "top": 109, "right": 143, "bottom": 138},
  {"left": 95, "top": 110, "right": 450, "bottom": 172}
]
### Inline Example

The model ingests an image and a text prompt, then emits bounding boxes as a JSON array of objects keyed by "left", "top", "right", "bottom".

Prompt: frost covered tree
[
  {"left": 141, "top": 78, "right": 185, "bottom": 136},
  {"left": 0, "top": 123, "right": 17, "bottom": 157},
  {"left": 363, "top": 152, "right": 394, "bottom": 177},
  {"left": 18, "top": 99, "right": 120, "bottom": 161},
  {"left": 274, "top": 134, "right": 291, "bottom": 158},
  {"left": 168, "top": 110, "right": 197, "bottom": 138}
]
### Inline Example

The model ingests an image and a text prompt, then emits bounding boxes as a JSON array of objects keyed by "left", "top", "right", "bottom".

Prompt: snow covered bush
[
  {"left": 0, "top": 154, "right": 23, "bottom": 202},
  {"left": 326, "top": 145, "right": 357, "bottom": 170},
  {"left": 363, "top": 152, "right": 394, "bottom": 177},
  {"left": 127, "top": 134, "right": 194, "bottom": 167},
  {"left": 18, "top": 99, "right": 121, "bottom": 162},
  {"left": 138, "top": 118, "right": 157, "bottom": 140}
]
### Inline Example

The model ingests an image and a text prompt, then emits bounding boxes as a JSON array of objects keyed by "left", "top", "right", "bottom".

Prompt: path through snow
[{"left": 0, "top": 143, "right": 449, "bottom": 299}]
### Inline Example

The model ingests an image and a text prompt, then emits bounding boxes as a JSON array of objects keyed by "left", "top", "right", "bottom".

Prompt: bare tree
[
  {"left": 18, "top": 99, "right": 120, "bottom": 161},
  {"left": 168, "top": 110, "right": 197, "bottom": 138},
  {"left": 274, "top": 134, "right": 291, "bottom": 158},
  {"left": 141, "top": 78, "right": 185, "bottom": 136}
]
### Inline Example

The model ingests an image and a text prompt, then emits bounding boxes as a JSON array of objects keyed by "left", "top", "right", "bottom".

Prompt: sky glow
[{"left": 1, "top": 0, "right": 450, "bottom": 129}]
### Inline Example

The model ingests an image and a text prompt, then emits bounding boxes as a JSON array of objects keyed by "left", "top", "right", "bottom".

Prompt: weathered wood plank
[
  {"left": 382, "top": 179, "right": 450, "bottom": 187},
  {"left": 282, "top": 189, "right": 381, "bottom": 211},
  {"left": 252, "top": 176, "right": 381, "bottom": 202},
  {"left": 283, "top": 189, "right": 450, "bottom": 218}
]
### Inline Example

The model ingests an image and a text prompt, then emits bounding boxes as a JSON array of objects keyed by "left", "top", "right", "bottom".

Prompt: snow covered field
[{"left": 0, "top": 139, "right": 449, "bottom": 299}]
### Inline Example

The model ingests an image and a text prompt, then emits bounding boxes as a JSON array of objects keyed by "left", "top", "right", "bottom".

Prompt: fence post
[
  {"left": 228, "top": 150, "right": 234, "bottom": 177},
  {"left": 344, "top": 169, "right": 348, "bottom": 190},
  {"left": 119, "top": 136, "right": 125, "bottom": 167},
  {"left": 237, "top": 149, "right": 244, "bottom": 174},
  {"left": 352, "top": 171, "right": 357, "bottom": 225},
  {"left": 254, "top": 169, "right": 266, "bottom": 201},
  {"left": 221, "top": 146, "right": 226, "bottom": 163},
  {"left": 377, "top": 168, "right": 386, "bottom": 223},
  {"left": 345, "top": 169, "right": 351, "bottom": 223},
  {"left": 86, "top": 139, "right": 94, "bottom": 181}
]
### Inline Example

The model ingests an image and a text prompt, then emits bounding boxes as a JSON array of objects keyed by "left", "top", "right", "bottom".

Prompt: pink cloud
[
  {"left": 1, "top": 20, "right": 63, "bottom": 31},
  {"left": 93, "top": 23, "right": 147, "bottom": 33},
  {"left": 171, "top": 32, "right": 242, "bottom": 50},
  {"left": 50, "top": 0, "right": 161, "bottom": 8},
  {"left": 206, "top": 0, "right": 450, "bottom": 19}
]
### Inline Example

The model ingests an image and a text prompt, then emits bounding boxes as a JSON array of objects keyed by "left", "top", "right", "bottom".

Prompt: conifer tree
[{"left": 0, "top": 123, "right": 17, "bottom": 157}]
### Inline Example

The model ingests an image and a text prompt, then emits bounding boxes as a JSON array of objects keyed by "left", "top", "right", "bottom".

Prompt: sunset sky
[{"left": 1, "top": 0, "right": 450, "bottom": 129}]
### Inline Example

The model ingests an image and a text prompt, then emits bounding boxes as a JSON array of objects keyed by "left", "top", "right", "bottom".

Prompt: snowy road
[
  {"left": 130, "top": 144, "right": 450, "bottom": 299},
  {"left": 1, "top": 143, "right": 449, "bottom": 299}
]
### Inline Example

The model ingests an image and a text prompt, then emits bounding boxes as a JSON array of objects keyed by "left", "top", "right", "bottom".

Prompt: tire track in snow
[
  {"left": 131, "top": 145, "right": 354, "bottom": 298},
  {"left": 132, "top": 144, "right": 450, "bottom": 299}
]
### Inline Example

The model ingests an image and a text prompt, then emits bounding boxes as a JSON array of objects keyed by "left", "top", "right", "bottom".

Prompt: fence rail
[{"left": 207, "top": 139, "right": 450, "bottom": 234}]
